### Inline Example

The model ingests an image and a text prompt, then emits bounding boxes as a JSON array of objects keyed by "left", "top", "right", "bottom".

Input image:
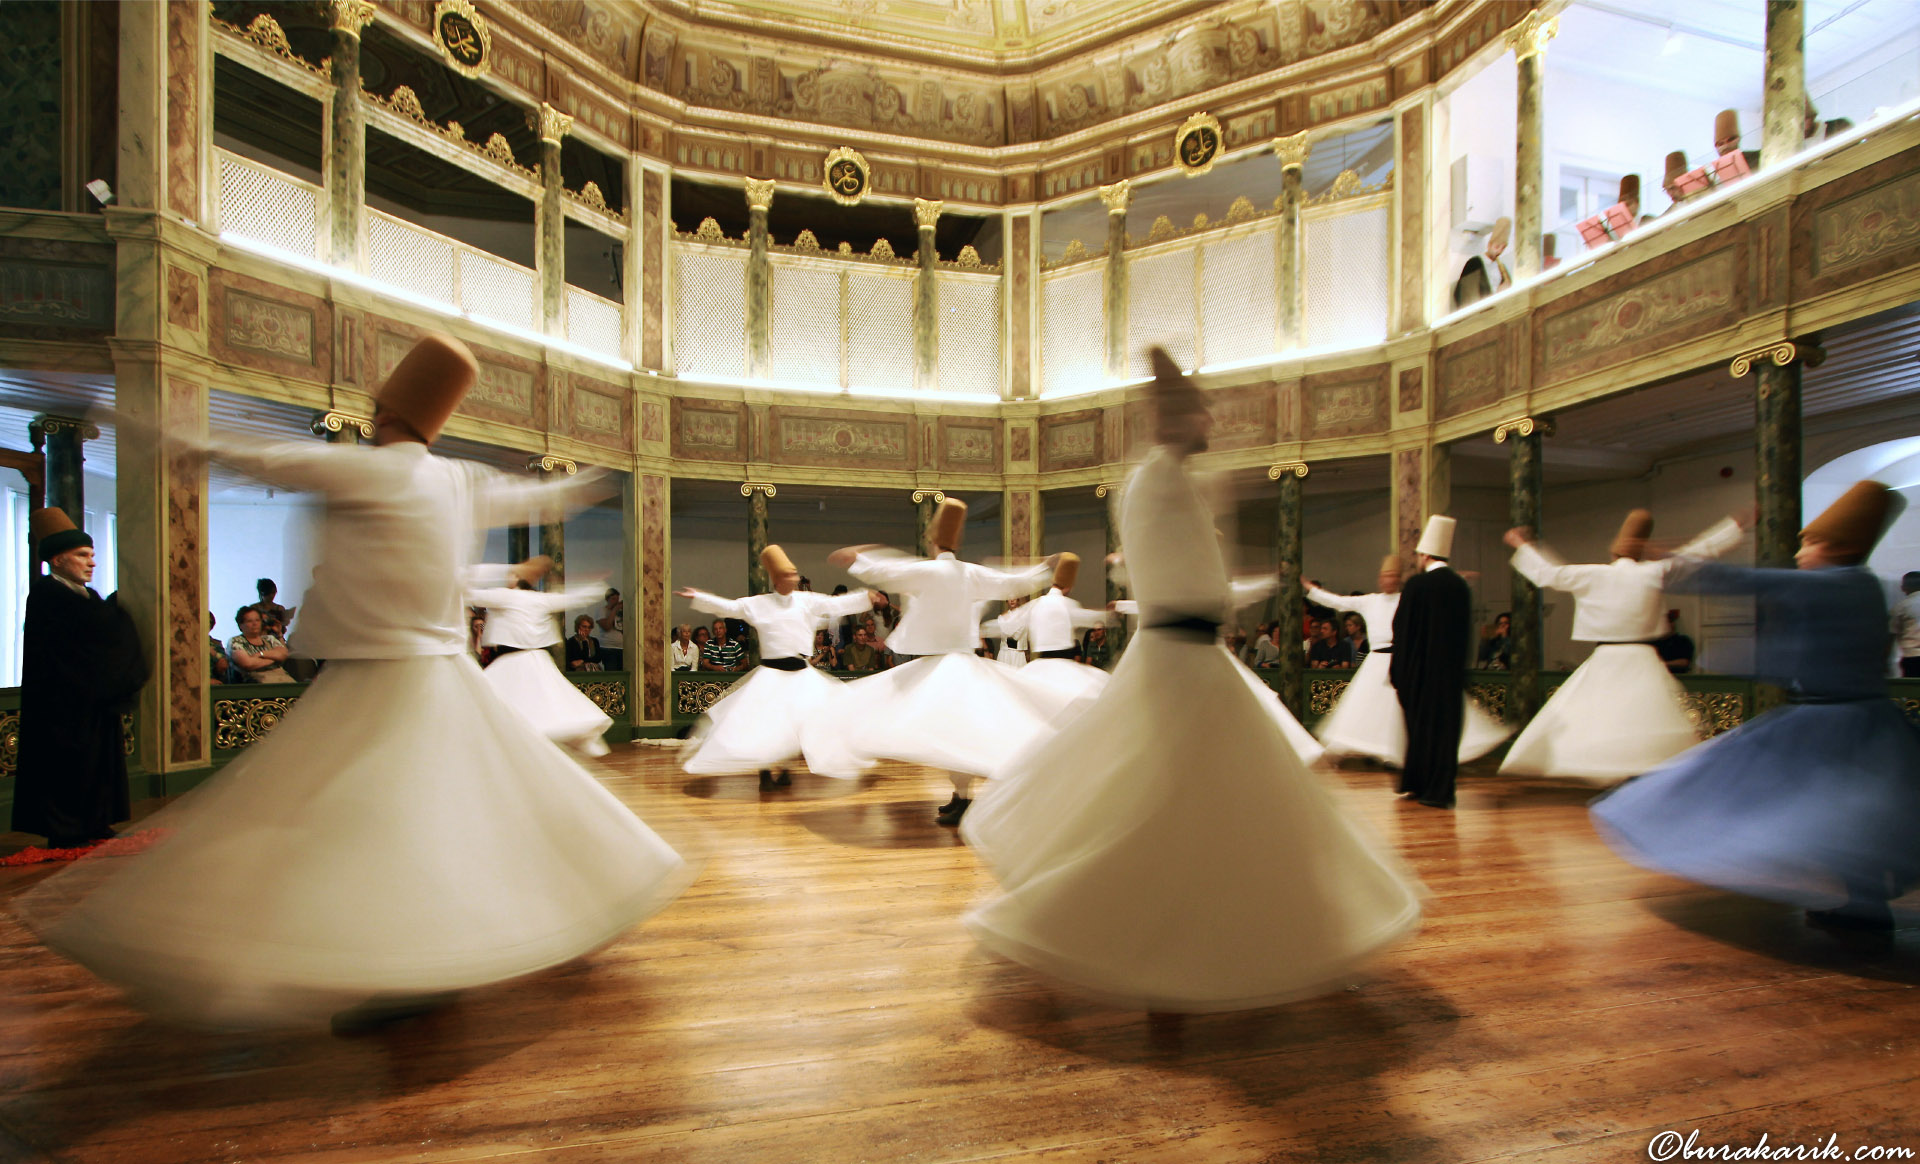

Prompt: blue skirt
[{"left": 1589, "top": 698, "right": 1920, "bottom": 909}]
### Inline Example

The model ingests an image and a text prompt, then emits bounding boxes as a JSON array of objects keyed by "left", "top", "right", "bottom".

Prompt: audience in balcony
[
  {"left": 1477, "top": 612, "right": 1512, "bottom": 670},
  {"left": 1082, "top": 624, "right": 1112, "bottom": 669},
  {"left": 1652, "top": 609, "right": 1695, "bottom": 675},
  {"left": 227, "top": 605, "right": 294, "bottom": 684},
  {"left": 1344, "top": 612, "right": 1371, "bottom": 664},
  {"left": 1307, "top": 617, "right": 1354, "bottom": 669},
  {"left": 595, "top": 588, "right": 624, "bottom": 671},
  {"left": 566, "top": 616, "right": 604, "bottom": 672},
  {"left": 1715, "top": 109, "right": 1761, "bottom": 178},
  {"left": 1619, "top": 174, "right": 1643, "bottom": 230},
  {"left": 809, "top": 629, "right": 840, "bottom": 671},
  {"left": 840, "top": 624, "right": 887, "bottom": 672},
  {"left": 1452, "top": 216, "right": 1513, "bottom": 309},
  {"left": 1251, "top": 622, "right": 1286, "bottom": 669},
  {"left": 467, "top": 610, "right": 494, "bottom": 668},
  {"left": 1892, "top": 573, "right": 1920, "bottom": 678},
  {"left": 250, "top": 578, "right": 294, "bottom": 638},
  {"left": 208, "top": 611, "right": 232, "bottom": 683},
  {"left": 701, "top": 618, "right": 748, "bottom": 672},
  {"left": 1661, "top": 152, "right": 1693, "bottom": 215},
  {"left": 671, "top": 624, "right": 699, "bottom": 671}
]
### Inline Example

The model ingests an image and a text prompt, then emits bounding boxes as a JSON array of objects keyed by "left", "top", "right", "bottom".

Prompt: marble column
[
  {"left": 28, "top": 415, "right": 95, "bottom": 527},
  {"left": 1508, "top": 11, "right": 1557, "bottom": 281},
  {"left": 637, "top": 472, "right": 670, "bottom": 724},
  {"left": 745, "top": 178, "right": 773, "bottom": 379},
  {"left": 914, "top": 198, "right": 942, "bottom": 391},
  {"left": 1101, "top": 483, "right": 1128, "bottom": 660},
  {"left": 745, "top": 483, "right": 771, "bottom": 596},
  {"left": 1099, "top": 181, "right": 1129, "bottom": 379},
  {"left": 1393, "top": 102, "right": 1429, "bottom": 336},
  {"left": 537, "top": 103, "right": 573, "bottom": 338},
  {"left": 326, "top": 0, "right": 375, "bottom": 269},
  {"left": 1273, "top": 464, "right": 1308, "bottom": 718},
  {"left": 507, "top": 524, "right": 531, "bottom": 565},
  {"left": 1744, "top": 344, "right": 1811, "bottom": 569},
  {"left": 915, "top": 492, "right": 939, "bottom": 556},
  {"left": 640, "top": 169, "right": 667, "bottom": 373},
  {"left": 1761, "top": 1, "right": 1806, "bottom": 169},
  {"left": 529, "top": 458, "right": 569, "bottom": 588},
  {"left": 1274, "top": 133, "right": 1308, "bottom": 350},
  {"left": 1503, "top": 422, "right": 1546, "bottom": 725}
]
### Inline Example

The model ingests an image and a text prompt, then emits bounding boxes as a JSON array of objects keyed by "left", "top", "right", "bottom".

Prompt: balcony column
[
  {"left": 1508, "top": 10, "right": 1557, "bottom": 280},
  {"left": 1392, "top": 100, "right": 1430, "bottom": 335},
  {"left": 309, "top": 410, "right": 370, "bottom": 445},
  {"left": 1761, "top": 2, "right": 1807, "bottom": 168},
  {"left": 326, "top": 0, "right": 375, "bottom": 269},
  {"left": 1274, "top": 133, "right": 1308, "bottom": 350},
  {"left": 1099, "top": 181, "right": 1129, "bottom": 379},
  {"left": 1272, "top": 462, "right": 1308, "bottom": 718},
  {"left": 914, "top": 198, "right": 942, "bottom": 391},
  {"left": 537, "top": 103, "right": 574, "bottom": 338},
  {"left": 914, "top": 490, "right": 941, "bottom": 556},
  {"left": 28, "top": 416, "right": 95, "bottom": 527},
  {"left": 745, "top": 178, "right": 774, "bottom": 379},
  {"left": 529, "top": 456, "right": 573, "bottom": 589},
  {"left": 1732, "top": 341, "right": 1819, "bottom": 569},
  {"left": 744, "top": 482, "right": 773, "bottom": 596},
  {"left": 1499, "top": 418, "right": 1549, "bottom": 725},
  {"left": 1100, "top": 482, "right": 1128, "bottom": 660},
  {"left": 635, "top": 472, "right": 670, "bottom": 724}
]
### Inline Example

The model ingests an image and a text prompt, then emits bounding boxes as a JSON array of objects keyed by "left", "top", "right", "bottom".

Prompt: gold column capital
[
  {"left": 1098, "top": 180, "right": 1131, "bottom": 214},
  {"left": 913, "top": 198, "right": 943, "bottom": 229},
  {"left": 1094, "top": 482, "right": 1122, "bottom": 498},
  {"left": 1267, "top": 461, "right": 1310, "bottom": 479},
  {"left": 744, "top": 178, "right": 776, "bottom": 213},
  {"left": 327, "top": 0, "right": 378, "bottom": 35},
  {"left": 741, "top": 482, "right": 777, "bottom": 498},
  {"left": 910, "top": 488, "right": 946, "bottom": 504},
  {"left": 1506, "top": 9, "right": 1559, "bottom": 63},
  {"left": 536, "top": 102, "right": 574, "bottom": 146},
  {"left": 1273, "top": 131, "right": 1309, "bottom": 172},
  {"left": 29, "top": 414, "right": 100, "bottom": 442},
  {"left": 1493, "top": 416, "right": 1554, "bottom": 442},
  {"left": 1729, "top": 341, "right": 1798, "bottom": 377},
  {"left": 309, "top": 410, "right": 373, "bottom": 439},
  {"left": 529, "top": 453, "right": 579, "bottom": 475}
]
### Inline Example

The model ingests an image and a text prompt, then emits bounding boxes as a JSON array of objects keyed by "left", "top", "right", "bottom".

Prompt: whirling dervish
[
  {"left": 999, "top": 552, "right": 1113, "bottom": 719},
  {"left": 1499, "top": 508, "right": 1746, "bottom": 784},
  {"left": 20, "top": 335, "right": 695, "bottom": 1031},
  {"left": 677, "top": 545, "right": 882, "bottom": 787},
  {"left": 1307, "top": 557, "right": 1511, "bottom": 767},
  {"left": 801, "top": 499, "right": 1061, "bottom": 826},
  {"left": 1591, "top": 481, "right": 1920, "bottom": 932},
  {"left": 466, "top": 555, "right": 615, "bottom": 757},
  {"left": 960, "top": 348, "right": 1423, "bottom": 1012}
]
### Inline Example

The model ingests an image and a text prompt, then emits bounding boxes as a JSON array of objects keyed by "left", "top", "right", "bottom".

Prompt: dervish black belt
[
  {"left": 1371, "top": 646, "right": 1393, "bottom": 654},
  {"left": 1593, "top": 640, "right": 1656, "bottom": 646},
  {"left": 1144, "top": 615, "right": 1221, "bottom": 643},
  {"left": 1034, "top": 648, "right": 1078, "bottom": 660},
  {"left": 760, "top": 656, "right": 807, "bottom": 671}
]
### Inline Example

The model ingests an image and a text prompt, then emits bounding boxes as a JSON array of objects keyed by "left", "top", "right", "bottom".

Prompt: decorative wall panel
[
  {"left": 208, "top": 269, "right": 332, "bottom": 382},
  {"left": 1207, "top": 383, "right": 1280, "bottom": 452},
  {"left": 1435, "top": 324, "right": 1511, "bottom": 420},
  {"left": 1301, "top": 364, "right": 1389, "bottom": 441},
  {"left": 672, "top": 398, "right": 748, "bottom": 462},
  {"left": 0, "top": 238, "right": 115, "bottom": 338},
  {"left": 1038, "top": 408, "right": 1103, "bottom": 472},
  {"left": 768, "top": 406, "right": 915, "bottom": 470},
  {"left": 167, "top": 265, "right": 202, "bottom": 333},
  {"left": 1010, "top": 216, "right": 1032, "bottom": 397},
  {"left": 1397, "top": 367, "right": 1423, "bottom": 413},
  {"left": 1534, "top": 234, "right": 1745, "bottom": 386},
  {"left": 563, "top": 371, "right": 633, "bottom": 451},
  {"left": 1792, "top": 145, "right": 1920, "bottom": 300},
  {"left": 936, "top": 417, "right": 1000, "bottom": 472}
]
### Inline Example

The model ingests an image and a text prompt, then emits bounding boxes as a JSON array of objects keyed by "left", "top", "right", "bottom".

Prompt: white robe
[
  {"left": 467, "top": 581, "right": 614, "bottom": 757},
  {"left": 1499, "top": 520, "right": 1743, "bottom": 783},
  {"left": 20, "top": 440, "right": 693, "bottom": 1029},
  {"left": 961, "top": 447, "right": 1422, "bottom": 1012},
  {"left": 999, "top": 590, "right": 1112, "bottom": 720}
]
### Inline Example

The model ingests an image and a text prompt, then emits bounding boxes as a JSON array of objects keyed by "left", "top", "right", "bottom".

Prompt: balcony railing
[{"left": 214, "top": 148, "right": 326, "bottom": 260}]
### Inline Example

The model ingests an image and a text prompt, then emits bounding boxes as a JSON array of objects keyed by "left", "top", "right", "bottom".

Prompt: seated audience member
[
  {"left": 691, "top": 624, "right": 712, "bottom": 668},
  {"left": 1307, "top": 617, "right": 1354, "bottom": 669},
  {"left": 467, "top": 610, "right": 494, "bottom": 667},
  {"left": 251, "top": 577, "right": 294, "bottom": 637},
  {"left": 1222, "top": 627, "right": 1247, "bottom": 663},
  {"left": 797, "top": 576, "right": 813, "bottom": 593},
  {"left": 1453, "top": 216, "right": 1512, "bottom": 308},
  {"left": 1082, "top": 624, "right": 1112, "bottom": 669},
  {"left": 840, "top": 625, "right": 884, "bottom": 672},
  {"left": 566, "top": 616, "right": 604, "bottom": 672},
  {"left": 208, "top": 612, "right": 231, "bottom": 683},
  {"left": 670, "top": 624, "right": 699, "bottom": 671},
  {"left": 228, "top": 605, "right": 293, "bottom": 684},
  {"left": 1478, "top": 612, "right": 1512, "bottom": 670},
  {"left": 1896, "top": 572, "right": 1920, "bottom": 678},
  {"left": 595, "top": 588, "right": 624, "bottom": 671},
  {"left": 1652, "top": 609, "right": 1697, "bottom": 675},
  {"left": 870, "top": 592, "right": 897, "bottom": 645},
  {"left": 1344, "top": 612, "right": 1370, "bottom": 663},
  {"left": 808, "top": 629, "right": 839, "bottom": 670},
  {"left": 1252, "top": 623, "right": 1285, "bottom": 669},
  {"left": 702, "top": 618, "right": 748, "bottom": 673}
]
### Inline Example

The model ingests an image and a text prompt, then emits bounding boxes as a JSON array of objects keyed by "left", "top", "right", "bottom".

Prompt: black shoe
[
  {"left": 1416, "top": 798, "right": 1453, "bottom": 810},
  {"left": 773, "top": 769, "right": 792, "bottom": 787},
  {"left": 936, "top": 793, "right": 961, "bottom": 814},
  {"left": 935, "top": 798, "right": 971, "bottom": 826},
  {"left": 1807, "top": 903, "right": 1894, "bottom": 932},
  {"left": 758, "top": 770, "right": 775, "bottom": 791}
]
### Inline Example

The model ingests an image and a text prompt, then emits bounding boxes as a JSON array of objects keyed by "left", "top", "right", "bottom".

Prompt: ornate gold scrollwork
[
  {"left": 822, "top": 146, "right": 871, "bottom": 207},
  {"left": 911, "top": 489, "right": 946, "bottom": 504},
  {"left": 676, "top": 678, "right": 738, "bottom": 716},
  {"left": 741, "top": 482, "right": 777, "bottom": 498},
  {"left": 0, "top": 710, "right": 19, "bottom": 779},
  {"left": 1466, "top": 682, "right": 1508, "bottom": 721},
  {"left": 1267, "top": 462, "right": 1310, "bottom": 480},
  {"left": 913, "top": 198, "right": 943, "bottom": 229},
  {"left": 1094, "top": 482, "right": 1121, "bottom": 499},
  {"left": 1273, "top": 130, "right": 1309, "bottom": 172},
  {"left": 1099, "top": 180, "right": 1131, "bottom": 214},
  {"left": 433, "top": 0, "right": 492, "bottom": 78},
  {"left": 529, "top": 454, "right": 578, "bottom": 475},
  {"left": 579, "top": 681, "right": 628, "bottom": 718},
  {"left": 1493, "top": 416, "right": 1554, "bottom": 443},
  {"left": 1729, "top": 342, "right": 1797, "bottom": 377},
  {"left": 1682, "top": 692, "right": 1747, "bottom": 737},
  {"left": 311, "top": 410, "right": 374, "bottom": 439},
  {"left": 121, "top": 713, "right": 135, "bottom": 756},
  {"left": 328, "top": 0, "right": 378, "bottom": 36},
  {"left": 30, "top": 415, "right": 100, "bottom": 443},
  {"left": 1175, "top": 112, "right": 1224, "bottom": 177},
  {"left": 744, "top": 178, "right": 775, "bottom": 213},
  {"left": 1308, "top": 679, "right": 1349, "bottom": 715},
  {"left": 214, "top": 696, "right": 300, "bottom": 750},
  {"left": 1506, "top": 10, "right": 1559, "bottom": 63}
]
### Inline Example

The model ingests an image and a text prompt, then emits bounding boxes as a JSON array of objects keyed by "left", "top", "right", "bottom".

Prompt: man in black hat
[{"left": 11, "top": 508, "right": 147, "bottom": 850}]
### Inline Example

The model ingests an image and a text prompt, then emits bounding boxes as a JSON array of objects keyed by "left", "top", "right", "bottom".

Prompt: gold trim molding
[
  {"left": 823, "top": 146, "right": 871, "bottom": 207},
  {"left": 1094, "top": 482, "right": 1121, "bottom": 498},
  {"left": 741, "top": 482, "right": 777, "bottom": 498},
  {"left": 529, "top": 454, "right": 578, "bottom": 475},
  {"left": 1267, "top": 462, "right": 1310, "bottom": 479},
  {"left": 1493, "top": 416, "right": 1554, "bottom": 442},
  {"left": 1729, "top": 341, "right": 1797, "bottom": 377},
  {"left": 310, "top": 410, "right": 373, "bottom": 439}
]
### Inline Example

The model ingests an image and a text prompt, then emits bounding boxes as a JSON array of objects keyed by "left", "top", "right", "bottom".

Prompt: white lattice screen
[
  {"left": 1127, "top": 247, "right": 1198, "bottom": 378},
  {"left": 673, "top": 246, "right": 747, "bottom": 380},
  {"left": 460, "top": 250, "right": 536, "bottom": 330},
  {"left": 368, "top": 211, "right": 457, "bottom": 309},
  {"left": 218, "top": 151, "right": 322, "bottom": 259},
  {"left": 845, "top": 268, "right": 915, "bottom": 393},
  {"left": 936, "top": 275, "right": 1000, "bottom": 396},
  {"left": 769, "top": 260, "right": 843, "bottom": 387},
  {"left": 1304, "top": 206, "right": 1390, "bottom": 350},
  {"left": 1199, "top": 227, "right": 1278, "bottom": 368},
  {"left": 566, "top": 287, "right": 623, "bottom": 360},
  {"left": 1042, "top": 266, "right": 1103, "bottom": 395}
]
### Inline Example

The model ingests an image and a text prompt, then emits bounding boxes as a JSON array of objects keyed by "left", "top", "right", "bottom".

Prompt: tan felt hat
[
  {"left": 929, "top": 498, "right": 968, "bottom": 552},
  {"left": 1611, "top": 509, "right": 1653, "bottom": 560},
  {"left": 375, "top": 334, "right": 479, "bottom": 443}
]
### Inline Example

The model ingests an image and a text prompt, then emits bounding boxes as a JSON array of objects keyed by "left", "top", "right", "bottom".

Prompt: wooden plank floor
[{"left": 1, "top": 746, "right": 1916, "bottom": 1164}]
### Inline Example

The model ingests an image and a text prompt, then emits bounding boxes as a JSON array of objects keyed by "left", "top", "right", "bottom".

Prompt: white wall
[
  {"left": 208, "top": 495, "right": 320, "bottom": 641},
  {"left": 1443, "top": 52, "right": 1517, "bottom": 237}
]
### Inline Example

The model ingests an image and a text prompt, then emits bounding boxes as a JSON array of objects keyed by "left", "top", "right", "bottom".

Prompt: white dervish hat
[{"left": 1416, "top": 515, "right": 1456, "bottom": 559}]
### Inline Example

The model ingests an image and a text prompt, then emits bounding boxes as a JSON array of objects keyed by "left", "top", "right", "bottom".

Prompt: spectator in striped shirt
[{"left": 701, "top": 619, "right": 748, "bottom": 672}]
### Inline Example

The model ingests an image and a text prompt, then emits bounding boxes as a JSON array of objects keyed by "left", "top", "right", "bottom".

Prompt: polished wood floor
[{"left": 1, "top": 748, "right": 1916, "bottom": 1164}]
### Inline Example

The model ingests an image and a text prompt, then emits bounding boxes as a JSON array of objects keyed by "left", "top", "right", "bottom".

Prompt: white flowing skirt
[
  {"left": 484, "top": 648, "right": 614, "bottom": 757},
  {"left": 682, "top": 664, "right": 857, "bottom": 778},
  {"left": 961, "top": 631, "right": 1423, "bottom": 1013},
  {"left": 1316, "top": 651, "right": 1512, "bottom": 765},
  {"left": 801, "top": 652, "right": 1061, "bottom": 778},
  {"left": 1009, "top": 658, "right": 1110, "bottom": 726},
  {"left": 1499, "top": 644, "right": 1702, "bottom": 784},
  {"left": 1232, "top": 658, "right": 1328, "bottom": 769},
  {"left": 19, "top": 654, "right": 695, "bottom": 1029}
]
